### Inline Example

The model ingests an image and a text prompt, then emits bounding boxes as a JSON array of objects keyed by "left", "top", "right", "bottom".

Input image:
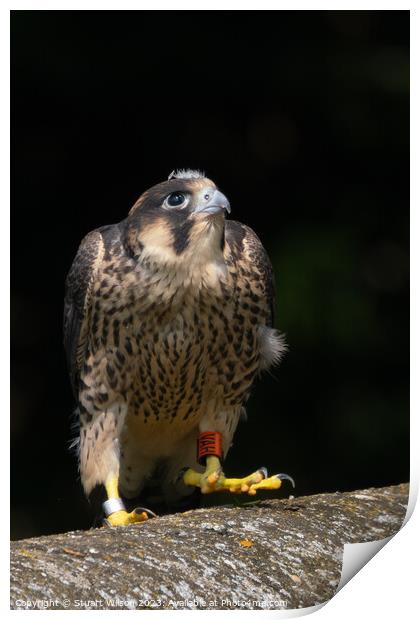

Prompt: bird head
[{"left": 126, "top": 170, "right": 231, "bottom": 271}]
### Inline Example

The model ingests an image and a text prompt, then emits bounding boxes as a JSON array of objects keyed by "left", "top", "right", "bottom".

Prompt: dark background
[{"left": 11, "top": 11, "right": 409, "bottom": 540}]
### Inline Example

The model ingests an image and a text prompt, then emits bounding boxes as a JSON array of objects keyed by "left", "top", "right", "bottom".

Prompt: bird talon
[
  {"left": 276, "top": 473, "right": 296, "bottom": 488},
  {"left": 183, "top": 457, "right": 294, "bottom": 497},
  {"left": 133, "top": 506, "right": 157, "bottom": 519},
  {"left": 248, "top": 472, "right": 295, "bottom": 493},
  {"left": 258, "top": 467, "right": 268, "bottom": 479},
  {"left": 105, "top": 509, "right": 149, "bottom": 527}
]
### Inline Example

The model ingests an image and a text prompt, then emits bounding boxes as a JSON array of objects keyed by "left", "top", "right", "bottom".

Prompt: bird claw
[
  {"left": 258, "top": 467, "right": 268, "bottom": 479},
  {"left": 182, "top": 462, "right": 295, "bottom": 496},
  {"left": 133, "top": 506, "right": 158, "bottom": 519},
  {"left": 276, "top": 473, "right": 295, "bottom": 488},
  {"left": 103, "top": 507, "right": 153, "bottom": 527},
  {"left": 247, "top": 471, "right": 295, "bottom": 495}
]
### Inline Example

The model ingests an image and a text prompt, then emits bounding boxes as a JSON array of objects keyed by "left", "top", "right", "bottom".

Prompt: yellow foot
[
  {"left": 183, "top": 457, "right": 295, "bottom": 496},
  {"left": 105, "top": 508, "right": 149, "bottom": 527}
]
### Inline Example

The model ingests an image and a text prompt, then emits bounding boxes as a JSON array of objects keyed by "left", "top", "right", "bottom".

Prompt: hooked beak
[{"left": 195, "top": 189, "right": 231, "bottom": 216}]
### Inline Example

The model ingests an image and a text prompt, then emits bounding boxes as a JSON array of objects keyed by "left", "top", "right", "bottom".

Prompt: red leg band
[{"left": 198, "top": 431, "right": 223, "bottom": 464}]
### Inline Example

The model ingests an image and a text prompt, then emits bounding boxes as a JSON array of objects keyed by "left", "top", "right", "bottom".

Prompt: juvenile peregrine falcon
[{"left": 64, "top": 170, "right": 292, "bottom": 526}]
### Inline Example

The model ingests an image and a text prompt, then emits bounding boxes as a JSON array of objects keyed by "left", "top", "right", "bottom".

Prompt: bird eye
[{"left": 165, "top": 192, "right": 186, "bottom": 208}]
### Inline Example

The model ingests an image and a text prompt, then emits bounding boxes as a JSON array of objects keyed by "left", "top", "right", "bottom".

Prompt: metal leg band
[{"left": 103, "top": 497, "right": 126, "bottom": 517}]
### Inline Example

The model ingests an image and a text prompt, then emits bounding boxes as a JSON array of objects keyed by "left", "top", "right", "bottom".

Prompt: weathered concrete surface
[{"left": 10, "top": 483, "right": 408, "bottom": 610}]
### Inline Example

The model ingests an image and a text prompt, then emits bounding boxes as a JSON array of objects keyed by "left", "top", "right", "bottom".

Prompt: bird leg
[
  {"left": 183, "top": 431, "right": 294, "bottom": 495},
  {"left": 183, "top": 455, "right": 294, "bottom": 495},
  {"left": 103, "top": 473, "right": 149, "bottom": 527}
]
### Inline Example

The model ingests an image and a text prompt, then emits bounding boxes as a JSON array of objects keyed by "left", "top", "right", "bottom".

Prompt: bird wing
[
  {"left": 225, "top": 220, "right": 276, "bottom": 327},
  {"left": 63, "top": 229, "right": 105, "bottom": 397}
]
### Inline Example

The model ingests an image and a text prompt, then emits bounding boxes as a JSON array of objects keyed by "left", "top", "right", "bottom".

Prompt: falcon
[{"left": 64, "top": 170, "right": 292, "bottom": 527}]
